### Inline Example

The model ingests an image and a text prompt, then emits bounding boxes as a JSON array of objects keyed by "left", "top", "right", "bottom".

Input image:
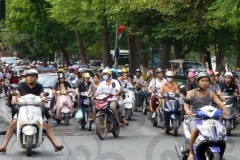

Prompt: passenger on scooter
[
  {"left": 214, "top": 72, "right": 220, "bottom": 84},
  {"left": 20, "top": 70, "right": 28, "bottom": 82},
  {"left": 9, "top": 71, "right": 20, "bottom": 84},
  {"left": 207, "top": 70, "right": 224, "bottom": 100},
  {"left": 186, "top": 71, "right": 197, "bottom": 92},
  {"left": 148, "top": 68, "right": 166, "bottom": 118},
  {"left": 219, "top": 72, "right": 238, "bottom": 96},
  {"left": 184, "top": 72, "right": 229, "bottom": 160},
  {"left": 76, "top": 73, "right": 92, "bottom": 108},
  {"left": 0, "top": 69, "right": 64, "bottom": 153},
  {"left": 111, "top": 68, "right": 129, "bottom": 126},
  {"left": 94, "top": 69, "right": 122, "bottom": 126},
  {"left": 49, "top": 74, "right": 72, "bottom": 115}
]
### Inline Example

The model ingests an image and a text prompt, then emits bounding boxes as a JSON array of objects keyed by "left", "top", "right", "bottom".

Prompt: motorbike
[
  {"left": 76, "top": 91, "right": 94, "bottom": 131},
  {"left": 122, "top": 86, "right": 135, "bottom": 120},
  {"left": 175, "top": 98, "right": 226, "bottom": 160},
  {"left": 52, "top": 89, "right": 74, "bottom": 126},
  {"left": 16, "top": 93, "right": 49, "bottom": 157},
  {"left": 221, "top": 89, "right": 238, "bottom": 136},
  {"left": 5, "top": 83, "right": 18, "bottom": 108},
  {"left": 134, "top": 83, "right": 144, "bottom": 110},
  {"left": 146, "top": 93, "right": 162, "bottom": 126},
  {"left": 94, "top": 82, "right": 121, "bottom": 140},
  {"left": 142, "top": 92, "right": 151, "bottom": 115},
  {"left": 158, "top": 92, "right": 182, "bottom": 136}
]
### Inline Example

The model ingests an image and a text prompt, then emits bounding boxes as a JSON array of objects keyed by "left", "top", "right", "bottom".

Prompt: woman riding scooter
[{"left": 49, "top": 74, "right": 72, "bottom": 115}]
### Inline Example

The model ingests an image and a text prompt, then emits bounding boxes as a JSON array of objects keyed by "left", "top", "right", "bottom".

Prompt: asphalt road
[{"left": 0, "top": 97, "right": 240, "bottom": 160}]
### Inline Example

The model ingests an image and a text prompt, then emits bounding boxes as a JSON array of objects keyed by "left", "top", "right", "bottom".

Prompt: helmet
[
  {"left": 207, "top": 70, "right": 215, "bottom": 76},
  {"left": 111, "top": 68, "right": 118, "bottom": 75},
  {"left": 136, "top": 69, "right": 141, "bottom": 72},
  {"left": 155, "top": 68, "right": 163, "bottom": 73},
  {"left": 98, "top": 68, "right": 103, "bottom": 72},
  {"left": 59, "top": 74, "right": 65, "bottom": 79},
  {"left": 196, "top": 72, "right": 210, "bottom": 81},
  {"left": 103, "top": 68, "right": 112, "bottom": 75},
  {"left": 121, "top": 68, "right": 128, "bottom": 73},
  {"left": 215, "top": 72, "right": 220, "bottom": 76},
  {"left": 57, "top": 69, "right": 64, "bottom": 73},
  {"left": 188, "top": 71, "right": 195, "bottom": 78},
  {"left": 166, "top": 71, "right": 174, "bottom": 77},
  {"left": 224, "top": 72, "right": 233, "bottom": 78},
  {"left": 12, "top": 71, "right": 17, "bottom": 74},
  {"left": 78, "top": 68, "right": 86, "bottom": 73},
  {"left": 84, "top": 73, "right": 90, "bottom": 78},
  {"left": 27, "top": 69, "right": 38, "bottom": 76},
  {"left": 21, "top": 70, "right": 28, "bottom": 76}
]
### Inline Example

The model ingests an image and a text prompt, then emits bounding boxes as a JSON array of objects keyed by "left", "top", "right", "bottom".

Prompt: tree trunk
[
  {"left": 128, "top": 33, "right": 140, "bottom": 74},
  {"left": 101, "top": 16, "right": 111, "bottom": 67},
  {"left": 237, "top": 29, "right": 240, "bottom": 69},
  {"left": 142, "top": 53, "right": 149, "bottom": 68},
  {"left": 75, "top": 30, "right": 87, "bottom": 64},
  {"left": 56, "top": 38, "right": 70, "bottom": 65},
  {"left": 174, "top": 39, "right": 185, "bottom": 59},
  {"left": 201, "top": 46, "right": 212, "bottom": 70},
  {"left": 159, "top": 44, "right": 171, "bottom": 72},
  {"left": 215, "top": 45, "right": 225, "bottom": 72}
]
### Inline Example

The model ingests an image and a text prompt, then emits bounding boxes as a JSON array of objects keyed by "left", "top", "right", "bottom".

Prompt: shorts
[
  {"left": 13, "top": 114, "right": 48, "bottom": 122},
  {"left": 188, "top": 117, "right": 197, "bottom": 133}
]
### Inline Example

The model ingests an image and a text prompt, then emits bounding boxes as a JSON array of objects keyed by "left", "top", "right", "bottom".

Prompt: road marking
[{"left": 135, "top": 127, "right": 159, "bottom": 136}]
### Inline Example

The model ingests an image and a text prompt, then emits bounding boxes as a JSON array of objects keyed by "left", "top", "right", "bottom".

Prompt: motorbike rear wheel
[
  {"left": 112, "top": 126, "right": 120, "bottom": 137},
  {"left": 64, "top": 113, "right": 70, "bottom": 126},
  {"left": 26, "top": 135, "right": 33, "bottom": 157},
  {"left": 96, "top": 116, "right": 108, "bottom": 140},
  {"left": 173, "top": 120, "right": 178, "bottom": 137},
  {"left": 142, "top": 101, "right": 147, "bottom": 115},
  {"left": 86, "top": 111, "right": 92, "bottom": 131}
]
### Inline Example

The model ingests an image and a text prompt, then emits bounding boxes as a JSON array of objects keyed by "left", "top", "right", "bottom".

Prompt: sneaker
[{"left": 152, "top": 112, "right": 156, "bottom": 118}]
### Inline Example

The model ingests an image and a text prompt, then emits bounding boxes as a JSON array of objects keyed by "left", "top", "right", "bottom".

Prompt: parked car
[
  {"left": 13, "top": 66, "right": 29, "bottom": 75},
  {"left": 1, "top": 57, "right": 20, "bottom": 64},
  {"left": 89, "top": 60, "right": 101, "bottom": 71}
]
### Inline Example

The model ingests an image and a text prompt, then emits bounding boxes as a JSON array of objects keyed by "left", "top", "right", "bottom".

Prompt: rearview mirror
[
  {"left": 112, "top": 82, "right": 116, "bottom": 88},
  {"left": 182, "top": 97, "right": 192, "bottom": 105}
]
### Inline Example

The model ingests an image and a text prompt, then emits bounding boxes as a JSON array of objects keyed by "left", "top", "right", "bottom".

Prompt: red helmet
[{"left": 207, "top": 70, "right": 215, "bottom": 76}]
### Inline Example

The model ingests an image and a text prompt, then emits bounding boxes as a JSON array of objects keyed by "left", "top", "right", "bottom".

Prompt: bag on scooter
[
  {"left": 83, "top": 98, "right": 90, "bottom": 105},
  {"left": 75, "top": 109, "right": 83, "bottom": 121}
]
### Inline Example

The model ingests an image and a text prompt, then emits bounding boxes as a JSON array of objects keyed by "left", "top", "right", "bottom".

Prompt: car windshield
[
  {"left": 1, "top": 58, "right": 19, "bottom": 64},
  {"left": 91, "top": 61, "right": 101, "bottom": 66},
  {"left": 182, "top": 62, "right": 203, "bottom": 73},
  {"left": 38, "top": 76, "right": 58, "bottom": 88}
]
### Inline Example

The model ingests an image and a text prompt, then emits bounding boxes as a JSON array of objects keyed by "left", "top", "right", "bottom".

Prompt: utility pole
[
  {"left": 114, "top": 20, "right": 118, "bottom": 69},
  {"left": 0, "top": 0, "right": 6, "bottom": 20}
]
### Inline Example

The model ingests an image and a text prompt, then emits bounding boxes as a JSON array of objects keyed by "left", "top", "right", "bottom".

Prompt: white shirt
[
  {"left": 149, "top": 78, "right": 166, "bottom": 93},
  {"left": 134, "top": 76, "right": 144, "bottom": 84},
  {"left": 96, "top": 79, "right": 121, "bottom": 98}
]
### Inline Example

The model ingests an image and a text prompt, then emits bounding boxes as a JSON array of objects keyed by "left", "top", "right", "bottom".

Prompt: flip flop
[
  {"left": 54, "top": 146, "right": 64, "bottom": 152},
  {"left": 0, "top": 148, "right": 6, "bottom": 152}
]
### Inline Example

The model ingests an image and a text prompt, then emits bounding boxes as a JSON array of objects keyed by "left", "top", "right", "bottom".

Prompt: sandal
[
  {"left": 54, "top": 145, "right": 64, "bottom": 152},
  {"left": 0, "top": 148, "right": 6, "bottom": 152},
  {"left": 121, "top": 120, "right": 129, "bottom": 126}
]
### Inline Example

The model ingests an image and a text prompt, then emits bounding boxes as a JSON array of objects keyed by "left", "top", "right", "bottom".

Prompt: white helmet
[
  {"left": 27, "top": 69, "right": 38, "bottom": 75},
  {"left": 224, "top": 72, "right": 233, "bottom": 78},
  {"left": 166, "top": 71, "right": 174, "bottom": 77}
]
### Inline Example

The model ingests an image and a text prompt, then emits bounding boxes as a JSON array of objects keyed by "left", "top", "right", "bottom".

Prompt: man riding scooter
[{"left": 133, "top": 69, "right": 144, "bottom": 107}]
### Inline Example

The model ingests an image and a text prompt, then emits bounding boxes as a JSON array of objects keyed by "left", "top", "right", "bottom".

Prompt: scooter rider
[
  {"left": 184, "top": 72, "right": 229, "bottom": 160},
  {"left": 94, "top": 69, "right": 122, "bottom": 126},
  {"left": 118, "top": 68, "right": 132, "bottom": 87},
  {"left": 0, "top": 69, "right": 64, "bottom": 153},
  {"left": 148, "top": 68, "right": 166, "bottom": 118},
  {"left": 133, "top": 69, "right": 144, "bottom": 107},
  {"left": 219, "top": 72, "right": 238, "bottom": 96},
  {"left": 49, "top": 74, "right": 72, "bottom": 115},
  {"left": 111, "top": 68, "right": 129, "bottom": 126},
  {"left": 207, "top": 70, "right": 224, "bottom": 100}
]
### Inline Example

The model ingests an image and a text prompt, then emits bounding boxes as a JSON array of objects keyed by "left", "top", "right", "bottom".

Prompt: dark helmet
[
  {"left": 59, "top": 73, "right": 65, "bottom": 79},
  {"left": 196, "top": 72, "right": 210, "bottom": 81},
  {"left": 155, "top": 68, "right": 163, "bottom": 73}
]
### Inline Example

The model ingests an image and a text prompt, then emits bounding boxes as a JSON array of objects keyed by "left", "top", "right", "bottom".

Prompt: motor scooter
[
  {"left": 175, "top": 98, "right": 226, "bottom": 160},
  {"left": 221, "top": 89, "right": 238, "bottom": 136},
  {"left": 52, "top": 89, "right": 73, "bottom": 126},
  {"left": 94, "top": 83, "right": 121, "bottom": 140},
  {"left": 122, "top": 86, "right": 135, "bottom": 120},
  {"left": 76, "top": 91, "right": 94, "bottom": 130},
  {"left": 16, "top": 93, "right": 49, "bottom": 157},
  {"left": 158, "top": 92, "right": 182, "bottom": 136}
]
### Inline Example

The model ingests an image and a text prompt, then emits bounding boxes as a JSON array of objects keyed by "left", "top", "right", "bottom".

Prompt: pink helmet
[{"left": 188, "top": 71, "right": 195, "bottom": 78}]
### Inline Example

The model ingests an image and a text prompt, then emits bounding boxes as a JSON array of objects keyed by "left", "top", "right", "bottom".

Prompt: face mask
[
  {"left": 103, "top": 75, "right": 108, "bottom": 80},
  {"left": 166, "top": 77, "right": 173, "bottom": 82}
]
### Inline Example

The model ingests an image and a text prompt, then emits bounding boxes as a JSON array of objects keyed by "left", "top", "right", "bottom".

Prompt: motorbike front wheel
[
  {"left": 142, "top": 101, "right": 147, "bottom": 115},
  {"left": 126, "top": 109, "right": 132, "bottom": 120},
  {"left": 207, "top": 151, "right": 221, "bottom": 160},
  {"left": 173, "top": 119, "right": 178, "bottom": 137},
  {"left": 96, "top": 116, "right": 108, "bottom": 140},
  {"left": 225, "top": 120, "right": 231, "bottom": 136},
  {"left": 26, "top": 135, "right": 33, "bottom": 157}
]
